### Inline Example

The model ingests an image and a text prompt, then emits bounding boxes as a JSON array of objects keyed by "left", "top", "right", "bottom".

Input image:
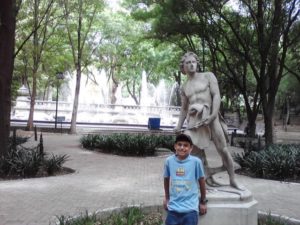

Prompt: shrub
[
  {"left": 8, "top": 136, "right": 30, "bottom": 147},
  {"left": 80, "top": 133, "right": 175, "bottom": 156},
  {"left": 0, "top": 145, "right": 43, "bottom": 178},
  {"left": 56, "top": 207, "right": 289, "bottom": 225},
  {"left": 56, "top": 211, "right": 97, "bottom": 225},
  {"left": 44, "top": 154, "right": 69, "bottom": 175},
  {"left": 0, "top": 140, "right": 69, "bottom": 178},
  {"left": 233, "top": 144, "right": 300, "bottom": 180},
  {"left": 259, "top": 213, "right": 289, "bottom": 225},
  {"left": 56, "top": 206, "right": 163, "bottom": 225}
]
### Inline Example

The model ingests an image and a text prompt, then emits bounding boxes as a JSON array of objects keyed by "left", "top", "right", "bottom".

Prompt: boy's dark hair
[{"left": 175, "top": 133, "right": 193, "bottom": 145}]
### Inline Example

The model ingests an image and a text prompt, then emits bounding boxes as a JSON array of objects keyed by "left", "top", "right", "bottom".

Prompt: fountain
[
  {"left": 11, "top": 68, "right": 180, "bottom": 126},
  {"left": 155, "top": 79, "right": 169, "bottom": 106},
  {"left": 168, "top": 82, "right": 180, "bottom": 106}
]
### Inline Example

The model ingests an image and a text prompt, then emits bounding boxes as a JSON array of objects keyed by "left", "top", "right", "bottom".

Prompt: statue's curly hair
[{"left": 179, "top": 52, "right": 201, "bottom": 74}]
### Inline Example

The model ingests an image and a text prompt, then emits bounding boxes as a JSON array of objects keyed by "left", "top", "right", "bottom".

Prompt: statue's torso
[{"left": 183, "top": 72, "right": 213, "bottom": 106}]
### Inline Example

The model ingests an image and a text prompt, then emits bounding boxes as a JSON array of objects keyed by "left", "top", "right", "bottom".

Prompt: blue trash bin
[{"left": 148, "top": 117, "right": 161, "bottom": 130}]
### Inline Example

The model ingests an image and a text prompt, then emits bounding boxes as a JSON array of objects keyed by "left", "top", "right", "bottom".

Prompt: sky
[{"left": 106, "top": 0, "right": 121, "bottom": 11}]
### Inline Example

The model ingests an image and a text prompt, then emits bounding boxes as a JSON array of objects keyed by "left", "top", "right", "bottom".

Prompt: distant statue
[{"left": 174, "top": 52, "right": 241, "bottom": 189}]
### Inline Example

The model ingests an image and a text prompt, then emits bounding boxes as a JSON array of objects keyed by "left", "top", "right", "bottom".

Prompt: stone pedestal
[{"left": 200, "top": 187, "right": 257, "bottom": 225}]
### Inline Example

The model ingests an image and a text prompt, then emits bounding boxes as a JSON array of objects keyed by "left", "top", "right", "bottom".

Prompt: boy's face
[{"left": 174, "top": 141, "right": 193, "bottom": 160}]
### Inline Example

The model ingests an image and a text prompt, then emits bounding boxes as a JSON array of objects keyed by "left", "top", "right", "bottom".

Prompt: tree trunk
[
  {"left": 244, "top": 106, "right": 258, "bottom": 137},
  {"left": 247, "top": 118, "right": 256, "bottom": 137},
  {"left": 26, "top": 71, "right": 37, "bottom": 130},
  {"left": 283, "top": 96, "right": 290, "bottom": 131},
  {"left": 126, "top": 80, "right": 139, "bottom": 105},
  {"left": 26, "top": 0, "right": 43, "bottom": 131},
  {"left": 69, "top": 0, "right": 83, "bottom": 134},
  {"left": 0, "top": 0, "right": 16, "bottom": 156},
  {"left": 109, "top": 70, "right": 118, "bottom": 105},
  {"left": 70, "top": 66, "right": 81, "bottom": 134},
  {"left": 263, "top": 96, "right": 276, "bottom": 146},
  {"left": 264, "top": 110, "right": 275, "bottom": 145},
  {"left": 173, "top": 71, "right": 181, "bottom": 106},
  {"left": 110, "top": 80, "right": 118, "bottom": 104}
]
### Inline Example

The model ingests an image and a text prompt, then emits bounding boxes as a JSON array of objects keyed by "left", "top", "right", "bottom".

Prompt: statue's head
[{"left": 180, "top": 52, "right": 201, "bottom": 74}]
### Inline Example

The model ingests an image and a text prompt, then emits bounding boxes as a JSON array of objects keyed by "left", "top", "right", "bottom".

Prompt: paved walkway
[{"left": 1, "top": 130, "right": 300, "bottom": 225}]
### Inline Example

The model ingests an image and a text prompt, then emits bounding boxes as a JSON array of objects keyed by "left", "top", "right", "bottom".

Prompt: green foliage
[
  {"left": 233, "top": 135, "right": 263, "bottom": 152},
  {"left": 95, "top": 10, "right": 181, "bottom": 105},
  {"left": 0, "top": 140, "right": 69, "bottom": 178},
  {"left": 80, "top": 133, "right": 175, "bottom": 156},
  {"left": 56, "top": 211, "right": 97, "bottom": 225},
  {"left": 13, "top": 0, "right": 184, "bottom": 110},
  {"left": 125, "top": 0, "right": 300, "bottom": 146},
  {"left": 44, "top": 153, "right": 69, "bottom": 175},
  {"left": 0, "top": 146, "right": 44, "bottom": 177},
  {"left": 258, "top": 213, "right": 289, "bottom": 225},
  {"left": 276, "top": 75, "right": 300, "bottom": 112},
  {"left": 56, "top": 206, "right": 163, "bottom": 225},
  {"left": 8, "top": 136, "right": 29, "bottom": 147},
  {"left": 55, "top": 207, "right": 290, "bottom": 225},
  {"left": 233, "top": 144, "right": 300, "bottom": 180},
  {"left": 103, "top": 207, "right": 145, "bottom": 225}
]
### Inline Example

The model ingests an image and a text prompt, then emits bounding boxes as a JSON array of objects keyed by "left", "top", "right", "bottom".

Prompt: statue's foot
[
  {"left": 230, "top": 179, "right": 244, "bottom": 190},
  {"left": 206, "top": 165, "right": 226, "bottom": 176},
  {"left": 206, "top": 176, "right": 245, "bottom": 191},
  {"left": 206, "top": 176, "right": 226, "bottom": 187}
]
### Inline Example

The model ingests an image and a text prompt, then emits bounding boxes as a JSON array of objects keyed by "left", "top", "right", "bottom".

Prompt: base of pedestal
[
  {"left": 162, "top": 186, "right": 257, "bottom": 225},
  {"left": 200, "top": 186, "right": 257, "bottom": 225}
]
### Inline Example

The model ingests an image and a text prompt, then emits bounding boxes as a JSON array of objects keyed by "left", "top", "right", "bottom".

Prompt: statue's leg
[
  {"left": 210, "top": 119, "right": 242, "bottom": 190},
  {"left": 191, "top": 145, "right": 208, "bottom": 166},
  {"left": 191, "top": 145, "right": 226, "bottom": 187},
  {"left": 191, "top": 146, "right": 218, "bottom": 186}
]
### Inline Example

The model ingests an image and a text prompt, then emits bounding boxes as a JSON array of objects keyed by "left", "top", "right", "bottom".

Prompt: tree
[
  {"left": 20, "top": 0, "right": 55, "bottom": 130},
  {"left": 95, "top": 10, "right": 181, "bottom": 105},
  {"left": 233, "top": 0, "right": 299, "bottom": 144},
  {"left": 126, "top": 0, "right": 300, "bottom": 145},
  {"left": 283, "top": 21, "right": 300, "bottom": 84},
  {"left": 61, "top": 0, "right": 104, "bottom": 134},
  {"left": 0, "top": 0, "right": 17, "bottom": 155}
]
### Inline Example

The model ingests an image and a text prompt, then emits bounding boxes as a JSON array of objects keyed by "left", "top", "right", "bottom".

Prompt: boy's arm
[
  {"left": 199, "top": 177, "right": 206, "bottom": 201},
  {"left": 199, "top": 177, "right": 207, "bottom": 215},
  {"left": 163, "top": 177, "right": 170, "bottom": 210}
]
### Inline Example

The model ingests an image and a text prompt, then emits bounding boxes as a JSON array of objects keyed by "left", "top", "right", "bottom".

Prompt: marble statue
[{"left": 175, "top": 51, "right": 241, "bottom": 189}]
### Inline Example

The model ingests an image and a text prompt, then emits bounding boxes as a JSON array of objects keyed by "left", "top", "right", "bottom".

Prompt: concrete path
[{"left": 0, "top": 131, "right": 300, "bottom": 225}]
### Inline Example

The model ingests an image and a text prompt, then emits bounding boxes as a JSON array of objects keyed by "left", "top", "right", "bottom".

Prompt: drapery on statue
[{"left": 174, "top": 52, "right": 241, "bottom": 190}]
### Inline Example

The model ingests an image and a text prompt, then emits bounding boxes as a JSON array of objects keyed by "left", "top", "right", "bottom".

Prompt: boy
[{"left": 163, "top": 133, "right": 207, "bottom": 225}]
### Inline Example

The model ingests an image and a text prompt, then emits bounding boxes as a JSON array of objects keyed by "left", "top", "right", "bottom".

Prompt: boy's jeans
[{"left": 165, "top": 210, "right": 198, "bottom": 225}]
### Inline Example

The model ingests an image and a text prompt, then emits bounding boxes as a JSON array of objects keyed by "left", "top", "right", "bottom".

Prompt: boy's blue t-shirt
[{"left": 164, "top": 154, "right": 205, "bottom": 213}]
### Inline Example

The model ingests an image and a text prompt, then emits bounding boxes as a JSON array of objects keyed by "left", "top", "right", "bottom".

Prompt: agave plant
[{"left": 0, "top": 143, "right": 69, "bottom": 178}]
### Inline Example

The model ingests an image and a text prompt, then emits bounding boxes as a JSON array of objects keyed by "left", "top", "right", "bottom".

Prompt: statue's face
[{"left": 184, "top": 55, "right": 197, "bottom": 74}]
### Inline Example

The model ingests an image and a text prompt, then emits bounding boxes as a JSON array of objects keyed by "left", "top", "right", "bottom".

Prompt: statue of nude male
[{"left": 175, "top": 51, "right": 241, "bottom": 189}]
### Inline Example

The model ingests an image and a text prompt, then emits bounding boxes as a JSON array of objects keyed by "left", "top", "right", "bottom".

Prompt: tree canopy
[
  {"left": 0, "top": 0, "right": 299, "bottom": 151},
  {"left": 124, "top": 0, "right": 300, "bottom": 144}
]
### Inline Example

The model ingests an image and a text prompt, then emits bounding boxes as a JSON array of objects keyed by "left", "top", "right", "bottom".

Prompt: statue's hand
[{"left": 203, "top": 115, "right": 215, "bottom": 125}]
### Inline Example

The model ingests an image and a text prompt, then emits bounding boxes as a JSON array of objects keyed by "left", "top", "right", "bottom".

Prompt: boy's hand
[
  {"left": 163, "top": 198, "right": 169, "bottom": 210},
  {"left": 199, "top": 203, "right": 207, "bottom": 215}
]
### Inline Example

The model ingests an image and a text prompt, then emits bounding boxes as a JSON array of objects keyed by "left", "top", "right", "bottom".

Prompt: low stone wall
[
  {"left": 93, "top": 187, "right": 258, "bottom": 225},
  {"left": 258, "top": 211, "right": 300, "bottom": 225},
  {"left": 94, "top": 205, "right": 300, "bottom": 225}
]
